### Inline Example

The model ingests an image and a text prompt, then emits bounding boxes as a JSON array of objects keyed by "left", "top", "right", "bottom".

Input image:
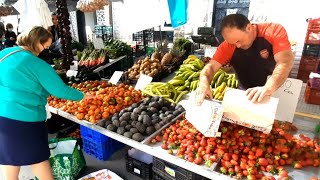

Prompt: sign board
[
  {"left": 226, "top": 9, "right": 238, "bottom": 15},
  {"left": 66, "top": 70, "right": 78, "bottom": 77},
  {"left": 271, "top": 78, "right": 303, "bottom": 123},
  {"left": 109, "top": 71, "right": 123, "bottom": 85},
  {"left": 222, "top": 89, "right": 279, "bottom": 133},
  {"left": 135, "top": 74, "right": 153, "bottom": 90},
  {"left": 179, "top": 92, "right": 224, "bottom": 137}
]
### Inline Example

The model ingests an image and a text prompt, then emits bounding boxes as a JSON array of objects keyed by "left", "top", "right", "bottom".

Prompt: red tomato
[
  {"left": 232, "top": 154, "right": 239, "bottom": 161},
  {"left": 188, "top": 156, "right": 194, "bottom": 162},
  {"left": 255, "top": 148, "right": 263, "bottom": 157},
  {"left": 161, "top": 144, "right": 168, "bottom": 150},
  {"left": 200, "top": 138, "right": 207, "bottom": 146},
  {"left": 209, "top": 154, "right": 218, "bottom": 162},
  {"left": 234, "top": 165, "right": 241, "bottom": 173},
  {"left": 278, "top": 170, "right": 288, "bottom": 178},
  {"left": 223, "top": 153, "right": 231, "bottom": 161},
  {"left": 247, "top": 175, "right": 257, "bottom": 180},
  {"left": 258, "top": 158, "right": 268, "bottom": 166},
  {"left": 230, "top": 159, "right": 238, "bottom": 166},
  {"left": 194, "top": 156, "right": 203, "bottom": 165}
]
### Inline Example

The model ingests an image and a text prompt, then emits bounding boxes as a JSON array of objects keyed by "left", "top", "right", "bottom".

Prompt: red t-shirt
[{"left": 213, "top": 23, "right": 291, "bottom": 65}]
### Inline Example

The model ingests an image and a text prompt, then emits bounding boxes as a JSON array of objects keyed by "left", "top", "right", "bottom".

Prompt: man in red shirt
[{"left": 196, "top": 14, "right": 293, "bottom": 104}]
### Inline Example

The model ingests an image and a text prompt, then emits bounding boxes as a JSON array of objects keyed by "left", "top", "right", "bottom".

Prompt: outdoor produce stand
[{"left": 47, "top": 78, "right": 320, "bottom": 180}]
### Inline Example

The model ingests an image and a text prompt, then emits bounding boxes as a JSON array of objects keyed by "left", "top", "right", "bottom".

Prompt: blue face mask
[{"left": 1, "top": 38, "right": 5, "bottom": 43}]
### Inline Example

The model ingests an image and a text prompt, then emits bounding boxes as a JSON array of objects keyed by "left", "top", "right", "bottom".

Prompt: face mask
[
  {"left": 38, "top": 49, "right": 51, "bottom": 61},
  {"left": 8, "top": 28, "right": 13, "bottom": 32}
]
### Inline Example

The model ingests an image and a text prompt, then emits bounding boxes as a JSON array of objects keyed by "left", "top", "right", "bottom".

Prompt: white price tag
[
  {"left": 66, "top": 70, "right": 78, "bottom": 77},
  {"left": 226, "top": 8, "right": 238, "bottom": 15},
  {"left": 108, "top": 71, "right": 123, "bottom": 85},
  {"left": 271, "top": 78, "right": 303, "bottom": 122},
  {"left": 135, "top": 74, "right": 153, "bottom": 90}
]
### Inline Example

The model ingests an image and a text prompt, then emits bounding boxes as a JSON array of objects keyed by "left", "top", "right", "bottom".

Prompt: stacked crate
[{"left": 297, "top": 18, "right": 320, "bottom": 82}]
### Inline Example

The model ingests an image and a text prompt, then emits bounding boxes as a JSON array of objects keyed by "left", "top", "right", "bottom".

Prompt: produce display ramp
[{"left": 295, "top": 83, "right": 320, "bottom": 120}]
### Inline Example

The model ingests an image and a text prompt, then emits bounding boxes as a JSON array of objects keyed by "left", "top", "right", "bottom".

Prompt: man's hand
[
  {"left": 195, "top": 83, "right": 213, "bottom": 105},
  {"left": 245, "top": 86, "right": 272, "bottom": 103}
]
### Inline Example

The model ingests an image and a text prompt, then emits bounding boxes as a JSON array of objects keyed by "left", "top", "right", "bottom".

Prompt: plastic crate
[
  {"left": 297, "top": 70, "right": 311, "bottom": 83},
  {"left": 152, "top": 157, "right": 208, "bottom": 180},
  {"left": 304, "top": 80, "right": 320, "bottom": 105},
  {"left": 308, "top": 18, "right": 320, "bottom": 31},
  {"left": 310, "top": 77, "right": 320, "bottom": 89},
  {"left": 298, "top": 56, "right": 320, "bottom": 72},
  {"left": 82, "top": 136, "right": 124, "bottom": 161},
  {"left": 303, "top": 44, "right": 320, "bottom": 57},
  {"left": 305, "top": 30, "right": 320, "bottom": 44},
  {"left": 153, "top": 172, "right": 165, "bottom": 180},
  {"left": 126, "top": 153, "right": 153, "bottom": 180},
  {"left": 80, "top": 125, "right": 108, "bottom": 142}
]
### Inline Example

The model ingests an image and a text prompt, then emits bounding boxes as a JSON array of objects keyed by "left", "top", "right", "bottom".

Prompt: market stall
[{"left": 47, "top": 53, "right": 320, "bottom": 180}]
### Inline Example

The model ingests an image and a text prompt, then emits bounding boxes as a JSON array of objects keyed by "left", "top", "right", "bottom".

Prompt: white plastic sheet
[{"left": 14, "top": 0, "right": 53, "bottom": 32}]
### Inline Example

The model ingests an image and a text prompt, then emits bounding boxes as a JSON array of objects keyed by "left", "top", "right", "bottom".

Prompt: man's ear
[{"left": 246, "top": 24, "right": 251, "bottom": 32}]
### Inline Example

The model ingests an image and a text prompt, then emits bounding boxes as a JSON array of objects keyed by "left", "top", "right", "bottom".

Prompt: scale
[{"left": 191, "top": 27, "right": 220, "bottom": 58}]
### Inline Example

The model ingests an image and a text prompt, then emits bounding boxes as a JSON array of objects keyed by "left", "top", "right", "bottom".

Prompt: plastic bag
[{"left": 167, "top": 0, "right": 188, "bottom": 28}]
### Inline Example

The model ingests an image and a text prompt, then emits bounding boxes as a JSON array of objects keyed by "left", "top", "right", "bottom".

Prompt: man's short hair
[{"left": 220, "top": 14, "right": 250, "bottom": 32}]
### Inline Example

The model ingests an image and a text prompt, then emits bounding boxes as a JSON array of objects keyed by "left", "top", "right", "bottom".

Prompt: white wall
[{"left": 249, "top": 0, "right": 320, "bottom": 43}]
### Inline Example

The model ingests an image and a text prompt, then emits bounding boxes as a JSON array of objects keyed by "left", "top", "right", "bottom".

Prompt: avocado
[
  {"left": 127, "top": 106, "right": 133, "bottom": 112},
  {"left": 141, "top": 111, "right": 147, "bottom": 115},
  {"left": 159, "top": 121, "right": 165, "bottom": 126},
  {"left": 120, "top": 112, "right": 131, "bottom": 121},
  {"left": 167, "top": 114, "right": 175, "bottom": 121},
  {"left": 175, "top": 104, "right": 183, "bottom": 110},
  {"left": 159, "top": 113, "right": 165, "bottom": 119},
  {"left": 151, "top": 96, "right": 159, "bottom": 102},
  {"left": 144, "top": 97, "right": 151, "bottom": 104},
  {"left": 117, "top": 127, "right": 125, "bottom": 135},
  {"left": 173, "top": 110, "right": 180, "bottom": 116},
  {"left": 131, "top": 121, "right": 138, "bottom": 126},
  {"left": 178, "top": 107, "right": 185, "bottom": 113},
  {"left": 136, "top": 123, "right": 146, "bottom": 134},
  {"left": 151, "top": 114, "right": 160, "bottom": 120},
  {"left": 96, "top": 120, "right": 104, "bottom": 127},
  {"left": 104, "top": 120, "right": 112, "bottom": 128},
  {"left": 149, "top": 107, "right": 158, "bottom": 114},
  {"left": 120, "top": 121, "right": 128, "bottom": 127},
  {"left": 162, "top": 117, "right": 169, "bottom": 124},
  {"left": 158, "top": 98, "right": 164, "bottom": 107},
  {"left": 107, "top": 124, "right": 117, "bottom": 132},
  {"left": 139, "top": 105, "right": 147, "bottom": 112},
  {"left": 154, "top": 123, "right": 161, "bottom": 130},
  {"left": 143, "top": 115, "right": 152, "bottom": 126},
  {"left": 123, "top": 132, "right": 133, "bottom": 139},
  {"left": 165, "top": 111, "right": 172, "bottom": 116},
  {"left": 111, "top": 116, "right": 119, "bottom": 121},
  {"left": 125, "top": 124, "right": 132, "bottom": 131},
  {"left": 152, "top": 119, "right": 159, "bottom": 125},
  {"left": 149, "top": 102, "right": 160, "bottom": 110},
  {"left": 146, "top": 126, "right": 156, "bottom": 135},
  {"left": 161, "top": 107, "right": 169, "bottom": 112},
  {"left": 133, "top": 108, "right": 142, "bottom": 114},
  {"left": 132, "top": 103, "right": 138, "bottom": 108},
  {"left": 138, "top": 115, "right": 143, "bottom": 122},
  {"left": 119, "top": 109, "right": 126, "bottom": 116},
  {"left": 132, "top": 133, "right": 145, "bottom": 142},
  {"left": 130, "top": 128, "right": 139, "bottom": 134},
  {"left": 112, "top": 120, "right": 120, "bottom": 127},
  {"left": 131, "top": 112, "right": 138, "bottom": 121}
]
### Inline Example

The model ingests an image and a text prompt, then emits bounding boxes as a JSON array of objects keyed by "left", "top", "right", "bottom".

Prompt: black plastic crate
[
  {"left": 303, "top": 44, "right": 320, "bottom": 57},
  {"left": 56, "top": 124, "right": 83, "bottom": 148},
  {"left": 46, "top": 114, "right": 76, "bottom": 134},
  {"left": 152, "top": 157, "right": 209, "bottom": 180},
  {"left": 126, "top": 153, "right": 153, "bottom": 180},
  {"left": 153, "top": 172, "right": 165, "bottom": 180}
]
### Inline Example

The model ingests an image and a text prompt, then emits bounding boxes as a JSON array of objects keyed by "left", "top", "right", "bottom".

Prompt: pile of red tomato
[
  {"left": 48, "top": 81, "right": 143, "bottom": 123},
  {"left": 159, "top": 118, "right": 320, "bottom": 180}
]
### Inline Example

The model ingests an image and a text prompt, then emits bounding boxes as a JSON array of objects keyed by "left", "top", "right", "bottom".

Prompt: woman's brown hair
[{"left": 17, "top": 26, "right": 52, "bottom": 54}]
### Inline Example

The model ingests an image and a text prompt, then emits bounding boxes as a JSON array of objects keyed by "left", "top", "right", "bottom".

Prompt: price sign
[
  {"left": 108, "top": 71, "right": 123, "bottom": 85},
  {"left": 66, "top": 70, "right": 78, "bottom": 77},
  {"left": 222, "top": 89, "right": 279, "bottom": 133},
  {"left": 271, "top": 78, "right": 303, "bottom": 122},
  {"left": 135, "top": 74, "right": 153, "bottom": 90}
]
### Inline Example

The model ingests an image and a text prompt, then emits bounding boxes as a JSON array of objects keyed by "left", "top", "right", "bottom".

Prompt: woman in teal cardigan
[{"left": 0, "top": 26, "right": 91, "bottom": 180}]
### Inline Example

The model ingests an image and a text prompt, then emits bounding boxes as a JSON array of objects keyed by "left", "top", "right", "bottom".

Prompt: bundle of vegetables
[
  {"left": 173, "top": 37, "right": 192, "bottom": 55},
  {"left": 104, "top": 39, "right": 131, "bottom": 59},
  {"left": 79, "top": 49, "right": 107, "bottom": 67},
  {"left": 76, "top": 0, "right": 108, "bottom": 12},
  {"left": 157, "top": 118, "right": 320, "bottom": 180},
  {"left": 142, "top": 82, "right": 187, "bottom": 104}
]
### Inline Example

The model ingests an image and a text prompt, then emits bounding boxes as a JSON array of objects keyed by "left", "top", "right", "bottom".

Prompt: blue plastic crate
[
  {"left": 80, "top": 125, "right": 108, "bottom": 142},
  {"left": 82, "top": 136, "right": 124, "bottom": 161}
]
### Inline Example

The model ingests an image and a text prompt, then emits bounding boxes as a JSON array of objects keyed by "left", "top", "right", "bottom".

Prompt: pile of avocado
[{"left": 98, "top": 96, "right": 185, "bottom": 142}]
